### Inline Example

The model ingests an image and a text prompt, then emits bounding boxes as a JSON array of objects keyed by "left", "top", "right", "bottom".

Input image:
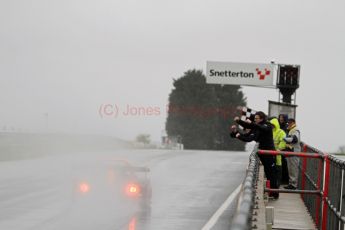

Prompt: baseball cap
[{"left": 288, "top": 118, "right": 295, "bottom": 123}]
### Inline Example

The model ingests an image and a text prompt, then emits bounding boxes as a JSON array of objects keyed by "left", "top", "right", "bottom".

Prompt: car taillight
[
  {"left": 125, "top": 183, "right": 141, "bottom": 196},
  {"left": 79, "top": 182, "right": 90, "bottom": 193}
]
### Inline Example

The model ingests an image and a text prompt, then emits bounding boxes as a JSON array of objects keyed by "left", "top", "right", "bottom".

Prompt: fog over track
[{"left": 0, "top": 148, "right": 249, "bottom": 230}]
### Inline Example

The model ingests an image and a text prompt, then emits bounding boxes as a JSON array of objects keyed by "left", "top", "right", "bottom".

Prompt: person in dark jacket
[
  {"left": 231, "top": 111, "right": 279, "bottom": 199},
  {"left": 278, "top": 114, "right": 289, "bottom": 133}
]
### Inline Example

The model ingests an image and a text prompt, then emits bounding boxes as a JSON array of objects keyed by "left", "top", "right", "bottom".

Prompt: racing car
[{"left": 74, "top": 159, "right": 152, "bottom": 208}]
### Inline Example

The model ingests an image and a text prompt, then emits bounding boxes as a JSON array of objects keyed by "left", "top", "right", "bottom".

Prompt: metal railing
[
  {"left": 230, "top": 149, "right": 260, "bottom": 230},
  {"left": 300, "top": 143, "right": 345, "bottom": 230},
  {"left": 231, "top": 142, "right": 345, "bottom": 230}
]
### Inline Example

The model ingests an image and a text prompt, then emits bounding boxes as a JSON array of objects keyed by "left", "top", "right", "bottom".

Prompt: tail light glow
[
  {"left": 79, "top": 182, "right": 90, "bottom": 193},
  {"left": 128, "top": 217, "right": 136, "bottom": 230},
  {"left": 126, "top": 183, "right": 141, "bottom": 196}
]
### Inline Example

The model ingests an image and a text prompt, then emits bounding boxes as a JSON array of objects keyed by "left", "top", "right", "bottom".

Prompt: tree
[
  {"left": 166, "top": 69, "right": 247, "bottom": 150},
  {"left": 213, "top": 84, "right": 247, "bottom": 150}
]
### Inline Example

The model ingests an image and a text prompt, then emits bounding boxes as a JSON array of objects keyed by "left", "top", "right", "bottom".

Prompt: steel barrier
[
  {"left": 300, "top": 143, "right": 345, "bottom": 230},
  {"left": 231, "top": 142, "right": 345, "bottom": 230},
  {"left": 230, "top": 148, "right": 260, "bottom": 230}
]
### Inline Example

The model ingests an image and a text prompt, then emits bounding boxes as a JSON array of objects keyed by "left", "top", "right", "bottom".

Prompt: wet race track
[{"left": 0, "top": 149, "right": 250, "bottom": 230}]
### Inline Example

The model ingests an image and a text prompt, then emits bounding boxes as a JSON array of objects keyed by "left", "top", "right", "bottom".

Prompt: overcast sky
[{"left": 0, "top": 0, "right": 344, "bottom": 152}]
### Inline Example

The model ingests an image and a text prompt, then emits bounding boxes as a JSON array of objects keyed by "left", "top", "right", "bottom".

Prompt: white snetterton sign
[{"left": 206, "top": 61, "right": 275, "bottom": 87}]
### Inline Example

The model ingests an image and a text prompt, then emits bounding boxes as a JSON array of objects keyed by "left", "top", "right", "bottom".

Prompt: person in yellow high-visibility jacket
[{"left": 270, "top": 118, "right": 286, "bottom": 187}]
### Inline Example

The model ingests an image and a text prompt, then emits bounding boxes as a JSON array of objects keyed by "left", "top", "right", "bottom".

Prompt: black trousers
[
  {"left": 276, "top": 165, "right": 282, "bottom": 188},
  {"left": 259, "top": 154, "right": 278, "bottom": 190}
]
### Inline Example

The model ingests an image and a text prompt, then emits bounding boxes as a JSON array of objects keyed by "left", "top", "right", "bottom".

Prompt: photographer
[{"left": 230, "top": 111, "right": 279, "bottom": 199}]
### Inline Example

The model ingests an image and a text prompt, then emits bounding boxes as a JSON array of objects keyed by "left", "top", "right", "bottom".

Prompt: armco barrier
[
  {"left": 231, "top": 142, "right": 345, "bottom": 230},
  {"left": 230, "top": 148, "right": 260, "bottom": 230}
]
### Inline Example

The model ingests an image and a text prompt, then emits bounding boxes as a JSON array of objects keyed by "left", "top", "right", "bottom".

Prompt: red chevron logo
[{"left": 256, "top": 68, "right": 271, "bottom": 80}]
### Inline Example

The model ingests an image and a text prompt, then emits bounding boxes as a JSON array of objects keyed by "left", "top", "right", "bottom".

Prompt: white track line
[{"left": 201, "top": 184, "right": 242, "bottom": 230}]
